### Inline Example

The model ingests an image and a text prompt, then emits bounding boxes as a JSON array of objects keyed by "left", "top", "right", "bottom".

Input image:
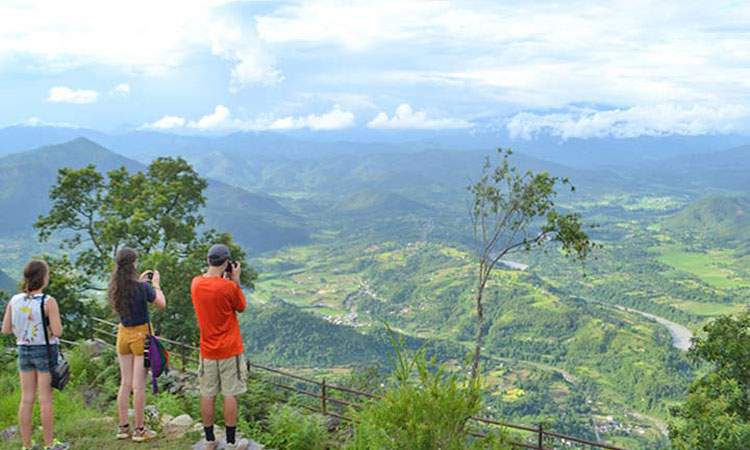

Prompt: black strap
[{"left": 39, "top": 294, "right": 54, "bottom": 370}]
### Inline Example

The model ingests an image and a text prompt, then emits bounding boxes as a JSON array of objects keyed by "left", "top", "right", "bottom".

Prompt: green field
[{"left": 656, "top": 246, "right": 749, "bottom": 289}]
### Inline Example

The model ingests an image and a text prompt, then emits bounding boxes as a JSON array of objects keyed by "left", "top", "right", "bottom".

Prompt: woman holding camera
[
  {"left": 2, "top": 260, "right": 69, "bottom": 450},
  {"left": 109, "top": 247, "right": 166, "bottom": 442}
]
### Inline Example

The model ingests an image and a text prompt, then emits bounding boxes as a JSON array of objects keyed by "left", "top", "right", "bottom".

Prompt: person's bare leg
[
  {"left": 18, "top": 371, "right": 37, "bottom": 449},
  {"left": 132, "top": 355, "right": 146, "bottom": 429},
  {"left": 223, "top": 396, "right": 238, "bottom": 427},
  {"left": 201, "top": 396, "right": 216, "bottom": 427},
  {"left": 118, "top": 354, "right": 134, "bottom": 427},
  {"left": 37, "top": 371, "right": 54, "bottom": 448}
]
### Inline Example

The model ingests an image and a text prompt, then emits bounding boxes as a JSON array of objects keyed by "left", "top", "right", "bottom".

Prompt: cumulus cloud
[
  {"left": 187, "top": 105, "right": 233, "bottom": 130},
  {"left": 7, "top": 117, "right": 78, "bottom": 128},
  {"left": 506, "top": 104, "right": 750, "bottom": 140},
  {"left": 367, "top": 104, "right": 472, "bottom": 130},
  {"left": 111, "top": 83, "right": 131, "bottom": 97},
  {"left": 146, "top": 105, "right": 356, "bottom": 132},
  {"left": 210, "top": 20, "right": 283, "bottom": 89},
  {"left": 47, "top": 86, "right": 99, "bottom": 104},
  {"left": 141, "top": 115, "right": 186, "bottom": 130}
]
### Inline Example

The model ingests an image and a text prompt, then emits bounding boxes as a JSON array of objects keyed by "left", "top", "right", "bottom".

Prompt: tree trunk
[{"left": 471, "top": 286, "right": 485, "bottom": 380}]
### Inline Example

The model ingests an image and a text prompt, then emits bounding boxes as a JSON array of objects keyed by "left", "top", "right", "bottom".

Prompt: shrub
[
  {"left": 345, "top": 330, "right": 512, "bottom": 450},
  {"left": 259, "top": 404, "right": 330, "bottom": 450}
]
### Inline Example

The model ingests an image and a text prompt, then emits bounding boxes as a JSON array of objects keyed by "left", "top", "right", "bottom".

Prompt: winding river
[
  {"left": 617, "top": 305, "right": 693, "bottom": 352},
  {"left": 580, "top": 298, "right": 694, "bottom": 351}
]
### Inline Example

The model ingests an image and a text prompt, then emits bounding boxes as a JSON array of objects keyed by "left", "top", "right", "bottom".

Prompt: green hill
[
  {"left": 0, "top": 138, "right": 308, "bottom": 252},
  {"left": 331, "top": 191, "right": 433, "bottom": 216},
  {"left": 242, "top": 303, "right": 463, "bottom": 367},
  {"left": 662, "top": 196, "right": 750, "bottom": 245}
]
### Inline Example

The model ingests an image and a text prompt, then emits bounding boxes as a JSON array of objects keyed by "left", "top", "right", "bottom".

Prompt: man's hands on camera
[{"left": 224, "top": 261, "right": 241, "bottom": 285}]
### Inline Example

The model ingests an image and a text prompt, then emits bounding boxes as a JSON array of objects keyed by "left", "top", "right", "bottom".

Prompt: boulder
[{"left": 2, "top": 426, "right": 18, "bottom": 441}]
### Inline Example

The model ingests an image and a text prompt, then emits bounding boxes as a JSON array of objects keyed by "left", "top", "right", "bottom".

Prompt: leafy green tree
[
  {"left": 467, "top": 148, "right": 596, "bottom": 379},
  {"left": 669, "top": 312, "right": 750, "bottom": 450},
  {"left": 35, "top": 157, "right": 257, "bottom": 344}
]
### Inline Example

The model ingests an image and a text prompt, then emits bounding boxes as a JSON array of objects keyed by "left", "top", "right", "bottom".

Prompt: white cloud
[
  {"left": 187, "top": 105, "right": 233, "bottom": 130},
  {"left": 367, "top": 104, "right": 472, "bottom": 130},
  {"left": 210, "top": 20, "right": 283, "bottom": 89},
  {"left": 47, "top": 86, "right": 99, "bottom": 104},
  {"left": 141, "top": 115, "right": 186, "bottom": 130},
  {"left": 0, "top": 1, "right": 281, "bottom": 87},
  {"left": 146, "top": 105, "right": 356, "bottom": 132},
  {"left": 5, "top": 117, "right": 78, "bottom": 128},
  {"left": 506, "top": 104, "right": 750, "bottom": 140},
  {"left": 111, "top": 83, "right": 130, "bottom": 97}
]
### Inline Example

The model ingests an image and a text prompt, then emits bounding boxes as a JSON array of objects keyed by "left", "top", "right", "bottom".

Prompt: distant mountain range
[
  {"left": 0, "top": 138, "right": 308, "bottom": 252},
  {"left": 2, "top": 125, "right": 748, "bottom": 170}
]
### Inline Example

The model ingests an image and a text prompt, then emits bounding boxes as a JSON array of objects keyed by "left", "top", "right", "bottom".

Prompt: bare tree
[{"left": 468, "top": 148, "right": 596, "bottom": 379}]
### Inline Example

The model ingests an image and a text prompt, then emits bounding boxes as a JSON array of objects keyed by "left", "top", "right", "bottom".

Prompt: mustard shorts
[
  {"left": 199, "top": 354, "right": 248, "bottom": 398},
  {"left": 116, "top": 324, "right": 149, "bottom": 356}
]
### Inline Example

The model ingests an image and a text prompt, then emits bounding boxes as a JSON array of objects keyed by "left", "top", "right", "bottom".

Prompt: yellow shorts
[
  {"left": 199, "top": 354, "right": 248, "bottom": 398},
  {"left": 116, "top": 324, "right": 149, "bottom": 356}
]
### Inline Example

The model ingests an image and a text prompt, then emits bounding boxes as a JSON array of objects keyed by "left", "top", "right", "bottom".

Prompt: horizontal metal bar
[{"left": 471, "top": 416, "right": 539, "bottom": 433}]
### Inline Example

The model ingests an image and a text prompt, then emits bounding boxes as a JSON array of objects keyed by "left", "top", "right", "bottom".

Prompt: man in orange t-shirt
[{"left": 191, "top": 244, "right": 250, "bottom": 450}]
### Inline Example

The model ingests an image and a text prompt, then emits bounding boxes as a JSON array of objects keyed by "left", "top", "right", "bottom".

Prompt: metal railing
[{"left": 90, "top": 317, "right": 628, "bottom": 450}]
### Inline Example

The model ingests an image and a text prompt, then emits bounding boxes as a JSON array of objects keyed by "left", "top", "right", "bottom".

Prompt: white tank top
[{"left": 9, "top": 293, "right": 58, "bottom": 346}]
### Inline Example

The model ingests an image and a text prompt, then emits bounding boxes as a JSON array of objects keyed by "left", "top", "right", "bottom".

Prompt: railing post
[
  {"left": 322, "top": 379, "right": 327, "bottom": 413},
  {"left": 538, "top": 424, "right": 543, "bottom": 450}
]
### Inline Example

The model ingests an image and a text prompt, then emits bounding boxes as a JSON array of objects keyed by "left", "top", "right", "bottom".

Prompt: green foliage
[
  {"left": 256, "top": 404, "right": 330, "bottom": 450},
  {"left": 345, "top": 331, "right": 511, "bottom": 450},
  {"left": 34, "top": 158, "right": 257, "bottom": 344},
  {"left": 669, "top": 312, "right": 750, "bottom": 450}
]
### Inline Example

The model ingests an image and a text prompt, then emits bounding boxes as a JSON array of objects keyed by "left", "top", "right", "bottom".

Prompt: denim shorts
[{"left": 17, "top": 344, "right": 58, "bottom": 373}]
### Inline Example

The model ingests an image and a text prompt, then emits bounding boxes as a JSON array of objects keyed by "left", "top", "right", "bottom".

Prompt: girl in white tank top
[{"left": 9, "top": 293, "right": 59, "bottom": 346}]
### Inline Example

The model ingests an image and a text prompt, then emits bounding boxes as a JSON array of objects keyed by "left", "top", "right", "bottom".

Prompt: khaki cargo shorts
[{"left": 199, "top": 354, "right": 248, "bottom": 398}]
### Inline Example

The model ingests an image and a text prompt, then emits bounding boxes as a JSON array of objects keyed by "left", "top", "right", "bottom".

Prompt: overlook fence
[{"left": 90, "top": 317, "right": 628, "bottom": 450}]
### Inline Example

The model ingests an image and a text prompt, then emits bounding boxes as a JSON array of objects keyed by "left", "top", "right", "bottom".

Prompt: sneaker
[
  {"left": 21, "top": 444, "right": 40, "bottom": 450},
  {"left": 117, "top": 424, "right": 133, "bottom": 440},
  {"left": 132, "top": 427, "right": 157, "bottom": 442},
  {"left": 203, "top": 440, "right": 219, "bottom": 450},
  {"left": 43, "top": 440, "right": 70, "bottom": 450},
  {"left": 226, "top": 439, "right": 251, "bottom": 450}
]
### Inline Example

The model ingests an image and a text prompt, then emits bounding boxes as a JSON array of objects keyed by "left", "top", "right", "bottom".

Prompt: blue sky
[{"left": 1, "top": 0, "right": 749, "bottom": 139}]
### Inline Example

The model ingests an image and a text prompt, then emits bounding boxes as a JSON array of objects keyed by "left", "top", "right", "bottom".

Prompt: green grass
[
  {"left": 673, "top": 301, "right": 747, "bottom": 316},
  {"left": 656, "top": 245, "right": 749, "bottom": 288}
]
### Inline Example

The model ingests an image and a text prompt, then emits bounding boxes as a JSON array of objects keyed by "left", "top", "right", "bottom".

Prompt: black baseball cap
[{"left": 207, "top": 244, "right": 231, "bottom": 266}]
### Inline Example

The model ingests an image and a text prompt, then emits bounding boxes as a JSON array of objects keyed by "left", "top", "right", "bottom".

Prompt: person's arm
[
  {"left": 148, "top": 271, "right": 166, "bottom": 309},
  {"left": 1, "top": 300, "right": 12, "bottom": 335},
  {"left": 230, "top": 262, "right": 246, "bottom": 312},
  {"left": 45, "top": 297, "right": 63, "bottom": 338}
]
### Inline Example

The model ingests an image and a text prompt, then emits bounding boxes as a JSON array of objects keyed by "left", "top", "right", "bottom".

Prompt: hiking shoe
[
  {"left": 117, "top": 424, "right": 133, "bottom": 440},
  {"left": 203, "top": 440, "right": 219, "bottom": 450},
  {"left": 43, "top": 440, "right": 70, "bottom": 450},
  {"left": 132, "top": 427, "right": 157, "bottom": 442},
  {"left": 226, "top": 439, "right": 251, "bottom": 450}
]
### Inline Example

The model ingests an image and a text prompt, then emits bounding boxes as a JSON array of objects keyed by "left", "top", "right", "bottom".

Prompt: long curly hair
[{"left": 108, "top": 247, "right": 139, "bottom": 319}]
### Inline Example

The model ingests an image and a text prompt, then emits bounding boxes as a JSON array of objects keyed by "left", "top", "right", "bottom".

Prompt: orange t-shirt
[{"left": 191, "top": 275, "right": 246, "bottom": 360}]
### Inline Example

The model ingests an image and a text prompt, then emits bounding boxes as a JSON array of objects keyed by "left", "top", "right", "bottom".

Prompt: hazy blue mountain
[
  {"left": 3, "top": 125, "right": 748, "bottom": 172},
  {"left": 0, "top": 138, "right": 307, "bottom": 251},
  {"left": 0, "top": 269, "right": 16, "bottom": 293}
]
